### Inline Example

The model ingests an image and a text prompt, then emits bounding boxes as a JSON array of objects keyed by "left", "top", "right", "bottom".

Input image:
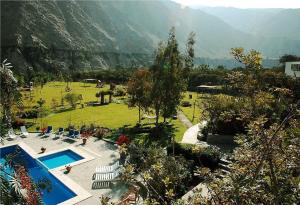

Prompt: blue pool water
[
  {"left": 0, "top": 145, "right": 77, "bottom": 205},
  {"left": 38, "top": 150, "right": 83, "bottom": 169}
]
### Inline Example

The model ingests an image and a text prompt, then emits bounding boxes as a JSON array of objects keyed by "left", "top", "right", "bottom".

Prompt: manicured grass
[
  {"left": 180, "top": 92, "right": 203, "bottom": 124},
  {"left": 26, "top": 103, "right": 139, "bottom": 130},
  {"left": 22, "top": 82, "right": 187, "bottom": 142},
  {"left": 22, "top": 81, "right": 110, "bottom": 108}
]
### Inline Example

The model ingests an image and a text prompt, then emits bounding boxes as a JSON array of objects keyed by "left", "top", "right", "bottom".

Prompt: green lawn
[
  {"left": 180, "top": 92, "right": 203, "bottom": 124},
  {"left": 22, "top": 82, "right": 187, "bottom": 142},
  {"left": 22, "top": 81, "right": 110, "bottom": 108}
]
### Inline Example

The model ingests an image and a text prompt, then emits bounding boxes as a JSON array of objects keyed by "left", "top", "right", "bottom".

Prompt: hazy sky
[{"left": 172, "top": 0, "right": 300, "bottom": 8}]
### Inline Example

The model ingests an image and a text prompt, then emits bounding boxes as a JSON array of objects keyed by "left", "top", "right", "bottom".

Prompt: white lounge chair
[
  {"left": 20, "top": 126, "right": 29, "bottom": 138},
  {"left": 92, "top": 169, "right": 120, "bottom": 189},
  {"left": 7, "top": 129, "right": 17, "bottom": 140},
  {"left": 93, "top": 169, "right": 120, "bottom": 181},
  {"left": 55, "top": 127, "right": 64, "bottom": 138},
  {"left": 94, "top": 161, "right": 120, "bottom": 174}
]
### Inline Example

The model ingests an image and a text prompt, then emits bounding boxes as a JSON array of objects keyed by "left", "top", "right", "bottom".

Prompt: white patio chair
[
  {"left": 20, "top": 126, "right": 29, "bottom": 138},
  {"left": 93, "top": 169, "right": 120, "bottom": 181},
  {"left": 7, "top": 128, "right": 17, "bottom": 140},
  {"left": 94, "top": 161, "right": 120, "bottom": 175}
]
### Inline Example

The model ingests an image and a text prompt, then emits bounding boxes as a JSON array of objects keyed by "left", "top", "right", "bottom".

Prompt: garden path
[
  {"left": 181, "top": 121, "right": 208, "bottom": 145},
  {"left": 177, "top": 111, "right": 193, "bottom": 128}
]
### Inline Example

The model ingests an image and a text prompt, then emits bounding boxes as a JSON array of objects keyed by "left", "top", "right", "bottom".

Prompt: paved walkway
[
  {"left": 181, "top": 121, "right": 208, "bottom": 145},
  {"left": 177, "top": 111, "right": 193, "bottom": 128},
  {"left": 181, "top": 183, "right": 210, "bottom": 201}
]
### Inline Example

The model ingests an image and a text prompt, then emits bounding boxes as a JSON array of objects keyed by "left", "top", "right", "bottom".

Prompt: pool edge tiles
[
  {"left": 50, "top": 168, "right": 92, "bottom": 205},
  {"left": 38, "top": 146, "right": 95, "bottom": 171},
  {"left": 0, "top": 142, "right": 93, "bottom": 205}
]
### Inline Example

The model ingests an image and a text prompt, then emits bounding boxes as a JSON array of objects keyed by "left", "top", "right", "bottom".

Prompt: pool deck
[{"left": 0, "top": 133, "right": 127, "bottom": 205}]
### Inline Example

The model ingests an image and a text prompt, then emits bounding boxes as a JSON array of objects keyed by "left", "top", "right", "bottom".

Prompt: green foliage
[
  {"left": 64, "top": 93, "right": 80, "bottom": 109},
  {"left": 279, "top": 54, "right": 300, "bottom": 64},
  {"left": 113, "top": 85, "right": 127, "bottom": 97},
  {"left": 0, "top": 59, "right": 21, "bottom": 128},
  {"left": 151, "top": 28, "right": 195, "bottom": 126},
  {"left": 188, "top": 65, "right": 229, "bottom": 89},
  {"left": 187, "top": 48, "right": 300, "bottom": 205},
  {"left": 126, "top": 143, "right": 192, "bottom": 204},
  {"left": 204, "top": 115, "right": 299, "bottom": 204},
  {"left": 202, "top": 94, "right": 249, "bottom": 134},
  {"left": 127, "top": 69, "right": 152, "bottom": 123}
]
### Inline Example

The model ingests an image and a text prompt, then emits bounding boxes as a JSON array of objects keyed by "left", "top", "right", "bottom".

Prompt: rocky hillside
[{"left": 1, "top": 0, "right": 299, "bottom": 72}]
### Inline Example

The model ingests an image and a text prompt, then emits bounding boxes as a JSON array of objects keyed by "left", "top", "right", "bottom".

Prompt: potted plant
[
  {"left": 41, "top": 147, "right": 46, "bottom": 153},
  {"left": 81, "top": 131, "right": 91, "bottom": 145},
  {"left": 65, "top": 165, "right": 72, "bottom": 173},
  {"left": 41, "top": 127, "right": 47, "bottom": 135}
]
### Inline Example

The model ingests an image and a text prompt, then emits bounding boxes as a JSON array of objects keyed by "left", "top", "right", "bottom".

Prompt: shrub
[
  {"left": 38, "top": 107, "right": 50, "bottom": 118},
  {"left": 181, "top": 101, "right": 192, "bottom": 107},
  {"left": 94, "top": 127, "right": 111, "bottom": 139},
  {"left": 64, "top": 93, "right": 80, "bottom": 109},
  {"left": 19, "top": 109, "right": 38, "bottom": 119},
  {"left": 113, "top": 86, "right": 126, "bottom": 97},
  {"left": 116, "top": 134, "right": 130, "bottom": 145},
  {"left": 167, "top": 143, "right": 222, "bottom": 171},
  {"left": 12, "top": 118, "right": 25, "bottom": 128}
]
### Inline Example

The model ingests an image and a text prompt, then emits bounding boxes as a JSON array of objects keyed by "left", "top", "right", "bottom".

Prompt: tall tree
[
  {"left": 127, "top": 68, "right": 152, "bottom": 123},
  {"left": 151, "top": 28, "right": 195, "bottom": 127}
]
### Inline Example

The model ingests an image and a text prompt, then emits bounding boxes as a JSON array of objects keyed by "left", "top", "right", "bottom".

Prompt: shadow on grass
[
  {"left": 54, "top": 107, "right": 75, "bottom": 114},
  {"left": 106, "top": 122, "right": 178, "bottom": 147}
]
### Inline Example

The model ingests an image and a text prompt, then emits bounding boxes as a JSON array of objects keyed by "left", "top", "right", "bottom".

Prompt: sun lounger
[
  {"left": 93, "top": 169, "right": 120, "bottom": 182},
  {"left": 7, "top": 128, "right": 17, "bottom": 140},
  {"left": 20, "top": 126, "right": 29, "bottom": 138},
  {"left": 65, "top": 129, "right": 79, "bottom": 140},
  {"left": 74, "top": 130, "right": 80, "bottom": 138},
  {"left": 94, "top": 161, "right": 120, "bottom": 175},
  {"left": 55, "top": 127, "right": 64, "bottom": 137},
  {"left": 44, "top": 126, "right": 53, "bottom": 137},
  {"left": 91, "top": 181, "right": 111, "bottom": 189}
]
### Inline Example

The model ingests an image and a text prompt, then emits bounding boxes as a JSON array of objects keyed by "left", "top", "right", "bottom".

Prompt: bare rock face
[{"left": 1, "top": 0, "right": 300, "bottom": 72}]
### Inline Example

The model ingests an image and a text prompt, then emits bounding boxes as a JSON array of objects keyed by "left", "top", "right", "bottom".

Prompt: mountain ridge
[{"left": 1, "top": 0, "right": 299, "bottom": 72}]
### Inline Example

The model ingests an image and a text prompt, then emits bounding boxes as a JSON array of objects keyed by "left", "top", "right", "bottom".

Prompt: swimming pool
[
  {"left": 0, "top": 145, "right": 77, "bottom": 205},
  {"left": 39, "top": 150, "right": 84, "bottom": 169}
]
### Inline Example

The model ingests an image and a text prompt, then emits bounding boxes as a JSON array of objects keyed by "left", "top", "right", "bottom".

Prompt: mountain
[
  {"left": 1, "top": 0, "right": 299, "bottom": 72},
  {"left": 199, "top": 7, "right": 300, "bottom": 41}
]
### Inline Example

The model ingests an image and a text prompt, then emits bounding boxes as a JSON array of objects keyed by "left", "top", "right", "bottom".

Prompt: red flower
[
  {"left": 40, "top": 127, "right": 47, "bottom": 134},
  {"left": 15, "top": 165, "right": 41, "bottom": 205},
  {"left": 116, "top": 134, "right": 130, "bottom": 145}
]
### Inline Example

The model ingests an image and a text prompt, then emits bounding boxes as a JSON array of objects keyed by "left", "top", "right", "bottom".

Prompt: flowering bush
[
  {"left": 81, "top": 131, "right": 91, "bottom": 139},
  {"left": 116, "top": 134, "right": 130, "bottom": 146},
  {"left": 40, "top": 127, "right": 47, "bottom": 134},
  {"left": 16, "top": 165, "right": 41, "bottom": 205}
]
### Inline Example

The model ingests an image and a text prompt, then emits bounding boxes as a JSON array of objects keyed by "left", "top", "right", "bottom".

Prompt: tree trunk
[
  {"left": 109, "top": 94, "right": 112, "bottom": 103},
  {"left": 172, "top": 135, "right": 175, "bottom": 156},
  {"left": 100, "top": 93, "right": 104, "bottom": 105},
  {"left": 155, "top": 110, "right": 159, "bottom": 127},
  {"left": 138, "top": 106, "right": 141, "bottom": 124},
  {"left": 4, "top": 106, "right": 12, "bottom": 128}
]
